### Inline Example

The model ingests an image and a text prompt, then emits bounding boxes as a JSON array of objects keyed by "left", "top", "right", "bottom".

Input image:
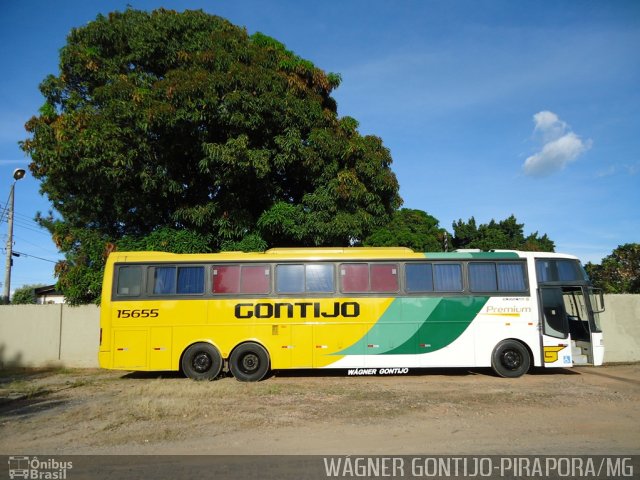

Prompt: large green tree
[
  {"left": 452, "top": 215, "right": 555, "bottom": 252},
  {"left": 585, "top": 243, "right": 640, "bottom": 293},
  {"left": 364, "top": 208, "right": 447, "bottom": 251},
  {"left": 22, "top": 9, "right": 401, "bottom": 304}
]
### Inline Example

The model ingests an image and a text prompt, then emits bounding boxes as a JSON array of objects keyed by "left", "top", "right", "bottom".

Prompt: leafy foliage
[
  {"left": 452, "top": 215, "right": 555, "bottom": 252},
  {"left": 220, "top": 233, "right": 268, "bottom": 253},
  {"left": 11, "top": 284, "right": 47, "bottom": 305},
  {"left": 364, "top": 208, "right": 447, "bottom": 251},
  {"left": 585, "top": 243, "right": 640, "bottom": 293},
  {"left": 21, "top": 8, "right": 401, "bottom": 304}
]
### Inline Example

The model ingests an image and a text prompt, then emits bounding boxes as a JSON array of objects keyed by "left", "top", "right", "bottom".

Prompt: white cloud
[
  {"left": 596, "top": 161, "right": 640, "bottom": 178},
  {"left": 523, "top": 111, "right": 591, "bottom": 177},
  {"left": 532, "top": 111, "right": 567, "bottom": 143}
]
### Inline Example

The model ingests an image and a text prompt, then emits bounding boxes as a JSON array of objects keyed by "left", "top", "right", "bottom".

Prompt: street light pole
[{"left": 2, "top": 168, "right": 26, "bottom": 303}]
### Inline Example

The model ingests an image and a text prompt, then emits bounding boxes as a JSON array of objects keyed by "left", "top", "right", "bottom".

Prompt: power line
[
  {"left": 1, "top": 217, "right": 52, "bottom": 236},
  {"left": 11, "top": 250, "right": 59, "bottom": 264}
]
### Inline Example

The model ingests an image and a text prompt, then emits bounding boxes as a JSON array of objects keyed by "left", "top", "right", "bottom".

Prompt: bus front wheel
[
  {"left": 491, "top": 340, "right": 530, "bottom": 378},
  {"left": 181, "top": 343, "right": 223, "bottom": 381},
  {"left": 229, "top": 342, "right": 270, "bottom": 382}
]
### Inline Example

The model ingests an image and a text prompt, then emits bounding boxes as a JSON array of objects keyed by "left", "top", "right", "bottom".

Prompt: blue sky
[{"left": 1, "top": 0, "right": 639, "bottom": 292}]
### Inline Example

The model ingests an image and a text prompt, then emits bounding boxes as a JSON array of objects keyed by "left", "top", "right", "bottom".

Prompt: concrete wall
[
  {"left": 599, "top": 294, "right": 640, "bottom": 363},
  {"left": 0, "top": 305, "right": 99, "bottom": 368},
  {"left": 0, "top": 296, "right": 638, "bottom": 369}
]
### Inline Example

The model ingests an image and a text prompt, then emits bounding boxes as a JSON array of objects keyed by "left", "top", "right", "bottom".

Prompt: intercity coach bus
[{"left": 99, "top": 248, "right": 605, "bottom": 381}]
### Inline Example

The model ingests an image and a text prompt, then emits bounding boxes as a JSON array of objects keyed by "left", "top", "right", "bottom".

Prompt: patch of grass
[{"left": 1, "top": 379, "right": 51, "bottom": 399}]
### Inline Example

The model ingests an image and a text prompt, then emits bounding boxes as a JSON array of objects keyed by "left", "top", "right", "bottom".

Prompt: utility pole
[{"left": 2, "top": 168, "right": 25, "bottom": 303}]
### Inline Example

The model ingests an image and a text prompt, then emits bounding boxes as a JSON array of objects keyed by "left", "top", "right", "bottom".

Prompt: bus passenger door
[
  {"left": 539, "top": 286, "right": 603, "bottom": 367},
  {"left": 562, "top": 286, "right": 604, "bottom": 366},
  {"left": 539, "top": 287, "right": 572, "bottom": 368}
]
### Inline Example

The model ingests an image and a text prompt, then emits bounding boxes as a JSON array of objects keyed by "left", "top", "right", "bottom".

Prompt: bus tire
[
  {"left": 491, "top": 340, "right": 530, "bottom": 378},
  {"left": 181, "top": 342, "right": 223, "bottom": 381},
  {"left": 229, "top": 342, "right": 270, "bottom": 382}
]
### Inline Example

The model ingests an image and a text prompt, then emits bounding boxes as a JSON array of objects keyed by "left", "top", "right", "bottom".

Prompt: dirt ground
[{"left": 0, "top": 364, "right": 638, "bottom": 455}]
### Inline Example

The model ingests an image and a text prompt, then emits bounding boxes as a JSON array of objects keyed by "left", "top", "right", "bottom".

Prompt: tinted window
[
  {"left": 469, "top": 262, "right": 527, "bottom": 292},
  {"left": 341, "top": 264, "right": 369, "bottom": 293},
  {"left": 498, "top": 263, "right": 526, "bottom": 291},
  {"left": 469, "top": 263, "right": 497, "bottom": 292},
  {"left": 305, "top": 264, "right": 334, "bottom": 293},
  {"left": 241, "top": 265, "right": 270, "bottom": 294},
  {"left": 405, "top": 263, "right": 434, "bottom": 292},
  {"left": 434, "top": 264, "right": 463, "bottom": 291},
  {"left": 152, "top": 266, "right": 204, "bottom": 295},
  {"left": 536, "top": 259, "right": 586, "bottom": 282},
  {"left": 340, "top": 263, "right": 398, "bottom": 293},
  {"left": 557, "top": 260, "right": 584, "bottom": 281},
  {"left": 177, "top": 266, "right": 204, "bottom": 294},
  {"left": 276, "top": 264, "right": 334, "bottom": 294},
  {"left": 541, "top": 287, "right": 568, "bottom": 339},
  {"left": 117, "top": 266, "right": 142, "bottom": 296},
  {"left": 370, "top": 264, "right": 398, "bottom": 292},
  {"left": 212, "top": 265, "right": 270, "bottom": 294},
  {"left": 276, "top": 265, "right": 305, "bottom": 293},
  {"left": 153, "top": 267, "right": 176, "bottom": 294},
  {"left": 212, "top": 265, "right": 240, "bottom": 293}
]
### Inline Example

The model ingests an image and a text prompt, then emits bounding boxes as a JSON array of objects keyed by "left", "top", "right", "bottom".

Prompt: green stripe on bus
[
  {"left": 336, "top": 296, "right": 490, "bottom": 356},
  {"left": 336, "top": 298, "right": 441, "bottom": 356},
  {"left": 384, "top": 296, "right": 489, "bottom": 354}
]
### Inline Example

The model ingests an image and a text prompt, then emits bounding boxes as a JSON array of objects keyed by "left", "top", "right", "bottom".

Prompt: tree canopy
[
  {"left": 366, "top": 211, "right": 554, "bottom": 254},
  {"left": 585, "top": 243, "right": 640, "bottom": 293},
  {"left": 364, "top": 208, "right": 447, "bottom": 251},
  {"left": 452, "top": 215, "right": 555, "bottom": 252},
  {"left": 22, "top": 8, "right": 401, "bottom": 304}
]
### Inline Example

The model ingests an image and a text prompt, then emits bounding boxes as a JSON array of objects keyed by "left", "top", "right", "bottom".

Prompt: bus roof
[{"left": 105, "top": 248, "right": 580, "bottom": 264}]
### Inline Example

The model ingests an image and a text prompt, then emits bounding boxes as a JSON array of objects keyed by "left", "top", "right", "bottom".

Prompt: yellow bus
[{"left": 99, "top": 248, "right": 604, "bottom": 381}]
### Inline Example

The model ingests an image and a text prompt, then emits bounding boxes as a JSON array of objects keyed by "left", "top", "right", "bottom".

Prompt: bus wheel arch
[
  {"left": 229, "top": 341, "right": 270, "bottom": 382},
  {"left": 491, "top": 339, "right": 531, "bottom": 378},
  {"left": 180, "top": 342, "right": 223, "bottom": 381}
]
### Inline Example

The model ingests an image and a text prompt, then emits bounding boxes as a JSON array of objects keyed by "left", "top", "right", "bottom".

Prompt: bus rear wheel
[
  {"left": 229, "top": 342, "right": 270, "bottom": 382},
  {"left": 181, "top": 343, "right": 223, "bottom": 381},
  {"left": 491, "top": 340, "right": 530, "bottom": 378}
]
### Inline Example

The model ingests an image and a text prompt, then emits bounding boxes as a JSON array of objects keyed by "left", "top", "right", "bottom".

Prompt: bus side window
[
  {"left": 497, "top": 263, "right": 527, "bottom": 291},
  {"left": 212, "top": 265, "right": 241, "bottom": 293},
  {"left": 117, "top": 266, "right": 142, "bottom": 296},
  {"left": 241, "top": 265, "right": 270, "bottom": 294},
  {"left": 212, "top": 265, "right": 270, "bottom": 294},
  {"left": 341, "top": 264, "right": 369, "bottom": 293},
  {"left": 177, "top": 266, "right": 204, "bottom": 294},
  {"left": 340, "top": 263, "right": 398, "bottom": 293},
  {"left": 434, "top": 264, "right": 463, "bottom": 292},
  {"left": 306, "top": 264, "right": 334, "bottom": 293},
  {"left": 469, "top": 263, "right": 497, "bottom": 292},
  {"left": 405, "top": 263, "right": 434, "bottom": 292},
  {"left": 276, "top": 265, "right": 304, "bottom": 293},
  {"left": 153, "top": 267, "right": 176, "bottom": 294},
  {"left": 370, "top": 264, "right": 398, "bottom": 292}
]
